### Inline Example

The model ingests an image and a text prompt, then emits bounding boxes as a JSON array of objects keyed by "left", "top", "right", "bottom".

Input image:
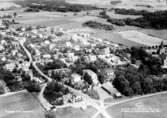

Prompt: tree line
[{"left": 113, "top": 47, "right": 167, "bottom": 96}]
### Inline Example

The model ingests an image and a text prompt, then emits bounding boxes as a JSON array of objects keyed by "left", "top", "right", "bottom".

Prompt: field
[
  {"left": 107, "top": 92, "right": 167, "bottom": 118},
  {"left": 0, "top": 8, "right": 99, "bottom": 28},
  {"left": 113, "top": 0, "right": 167, "bottom": 11},
  {"left": 0, "top": 0, "right": 21, "bottom": 9},
  {"left": 66, "top": 0, "right": 111, "bottom": 5},
  {"left": 48, "top": 106, "right": 97, "bottom": 118},
  {"left": 93, "top": 30, "right": 144, "bottom": 47},
  {"left": 0, "top": 90, "right": 45, "bottom": 118},
  {"left": 118, "top": 30, "right": 167, "bottom": 47},
  {"left": 139, "top": 29, "right": 167, "bottom": 41},
  {"left": 1, "top": 0, "right": 167, "bottom": 47}
]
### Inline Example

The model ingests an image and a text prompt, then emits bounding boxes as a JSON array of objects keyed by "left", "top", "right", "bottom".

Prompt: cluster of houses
[
  {"left": 0, "top": 24, "right": 126, "bottom": 105},
  {"left": 23, "top": 26, "right": 125, "bottom": 101}
]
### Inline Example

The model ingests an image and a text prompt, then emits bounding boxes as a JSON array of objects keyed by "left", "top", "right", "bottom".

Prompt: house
[
  {"left": 84, "top": 55, "right": 97, "bottom": 63},
  {"left": 101, "top": 68, "right": 115, "bottom": 82},
  {"left": 63, "top": 93, "right": 73, "bottom": 103},
  {"left": 162, "top": 56, "right": 167, "bottom": 69},
  {"left": 4, "top": 63, "right": 16, "bottom": 71},
  {"left": 83, "top": 69, "right": 99, "bottom": 86},
  {"left": 71, "top": 73, "right": 82, "bottom": 84},
  {"left": 102, "top": 82, "right": 122, "bottom": 98},
  {"left": 43, "top": 54, "right": 51, "bottom": 59}
]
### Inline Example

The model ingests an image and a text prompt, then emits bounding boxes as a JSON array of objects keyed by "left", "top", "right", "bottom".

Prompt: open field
[
  {"left": 107, "top": 92, "right": 167, "bottom": 118},
  {"left": 49, "top": 106, "right": 97, "bottom": 118},
  {"left": 0, "top": 90, "right": 45, "bottom": 118}
]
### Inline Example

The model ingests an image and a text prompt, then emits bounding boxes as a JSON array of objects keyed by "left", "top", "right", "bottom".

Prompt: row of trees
[
  {"left": 101, "top": 9, "right": 167, "bottom": 29},
  {"left": 83, "top": 21, "right": 114, "bottom": 31},
  {"left": 18, "top": 0, "right": 99, "bottom": 13},
  {"left": 113, "top": 48, "right": 167, "bottom": 96},
  {"left": 113, "top": 65, "right": 167, "bottom": 96},
  {"left": 112, "top": 8, "right": 149, "bottom": 16}
]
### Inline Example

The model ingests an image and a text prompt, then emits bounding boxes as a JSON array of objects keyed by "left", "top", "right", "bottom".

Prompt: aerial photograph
[{"left": 0, "top": 0, "right": 167, "bottom": 118}]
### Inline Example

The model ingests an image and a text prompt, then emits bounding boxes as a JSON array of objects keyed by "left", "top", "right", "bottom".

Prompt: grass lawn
[
  {"left": 107, "top": 93, "right": 167, "bottom": 118},
  {"left": 49, "top": 106, "right": 97, "bottom": 118}
]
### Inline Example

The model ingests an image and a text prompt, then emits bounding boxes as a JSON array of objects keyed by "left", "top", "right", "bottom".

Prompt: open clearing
[
  {"left": 0, "top": 90, "right": 45, "bottom": 118},
  {"left": 107, "top": 92, "right": 167, "bottom": 118}
]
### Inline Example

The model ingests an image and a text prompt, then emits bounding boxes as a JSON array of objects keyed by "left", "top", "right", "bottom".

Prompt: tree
[
  {"left": 0, "top": 86, "right": 4, "bottom": 95},
  {"left": 13, "top": 12, "right": 17, "bottom": 18},
  {"left": 113, "top": 75, "right": 129, "bottom": 93},
  {"left": 141, "top": 77, "right": 154, "bottom": 94},
  {"left": 83, "top": 73, "right": 93, "bottom": 85},
  {"left": 123, "top": 87, "right": 134, "bottom": 96},
  {"left": 131, "top": 81, "right": 142, "bottom": 95}
]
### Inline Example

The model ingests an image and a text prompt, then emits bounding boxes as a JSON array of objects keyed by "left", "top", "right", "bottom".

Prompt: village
[
  {"left": 1, "top": 0, "right": 167, "bottom": 118},
  {"left": 0, "top": 9, "right": 167, "bottom": 110}
]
